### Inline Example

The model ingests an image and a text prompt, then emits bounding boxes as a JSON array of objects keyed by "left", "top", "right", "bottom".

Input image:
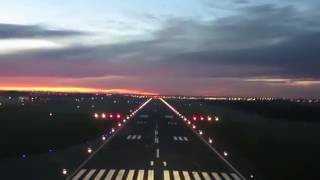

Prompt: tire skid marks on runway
[
  {"left": 173, "top": 136, "right": 189, "bottom": 142},
  {"left": 72, "top": 169, "right": 154, "bottom": 180},
  {"left": 126, "top": 134, "right": 142, "bottom": 140},
  {"left": 162, "top": 170, "right": 242, "bottom": 180}
]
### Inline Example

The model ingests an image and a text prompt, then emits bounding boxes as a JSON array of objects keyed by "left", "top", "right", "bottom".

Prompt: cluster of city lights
[
  {"left": 62, "top": 98, "right": 152, "bottom": 176},
  {"left": 160, "top": 98, "right": 253, "bottom": 179}
]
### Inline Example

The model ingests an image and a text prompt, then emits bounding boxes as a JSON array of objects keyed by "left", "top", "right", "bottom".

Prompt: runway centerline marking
[{"left": 156, "top": 148, "right": 160, "bottom": 158}]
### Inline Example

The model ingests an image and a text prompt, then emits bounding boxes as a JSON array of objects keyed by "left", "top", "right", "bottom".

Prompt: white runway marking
[
  {"left": 231, "top": 173, "right": 242, "bottom": 180},
  {"left": 163, "top": 170, "right": 170, "bottom": 180},
  {"left": 137, "top": 170, "right": 144, "bottom": 180},
  {"left": 163, "top": 161, "right": 167, "bottom": 167},
  {"left": 156, "top": 148, "right": 160, "bottom": 158},
  {"left": 173, "top": 170, "right": 181, "bottom": 180},
  {"left": 93, "top": 169, "right": 105, "bottom": 180},
  {"left": 173, "top": 136, "right": 189, "bottom": 142},
  {"left": 192, "top": 171, "right": 201, "bottom": 180},
  {"left": 126, "top": 135, "right": 132, "bottom": 140},
  {"left": 126, "top": 134, "right": 141, "bottom": 140},
  {"left": 105, "top": 169, "right": 115, "bottom": 180},
  {"left": 72, "top": 169, "right": 86, "bottom": 180},
  {"left": 132, "top": 135, "right": 137, "bottom": 140},
  {"left": 182, "top": 171, "right": 191, "bottom": 180},
  {"left": 221, "top": 172, "right": 232, "bottom": 180},
  {"left": 115, "top": 169, "right": 125, "bottom": 180},
  {"left": 148, "top": 170, "right": 154, "bottom": 180},
  {"left": 83, "top": 169, "right": 96, "bottom": 180},
  {"left": 201, "top": 172, "right": 211, "bottom": 180},
  {"left": 173, "top": 136, "right": 178, "bottom": 141},
  {"left": 74, "top": 169, "right": 244, "bottom": 180},
  {"left": 211, "top": 172, "right": 222, "bottom": 180},
  {"left": 126, "top": 170, "right": 135, "bottom": 180}
]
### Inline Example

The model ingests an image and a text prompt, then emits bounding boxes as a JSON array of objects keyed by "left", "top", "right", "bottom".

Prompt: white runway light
[
  {"left": 62, "top": 168, "right": 68, "bottom": 175},
  {"left": 87, "top": 147, "right": 92, "bottom": 154},
  {"left": 223, "top": 151, "right": 228, "bottom": 157}
]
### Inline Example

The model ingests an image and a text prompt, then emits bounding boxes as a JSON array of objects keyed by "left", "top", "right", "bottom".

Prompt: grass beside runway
[{"left": 0, "top": 92, "right": 147, "bottom": 159}]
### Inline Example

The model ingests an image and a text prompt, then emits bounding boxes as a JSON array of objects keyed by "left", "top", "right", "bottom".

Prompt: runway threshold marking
[
  {"left": 83, "top": 169, "right": 96, "bottom": 180},
  {"left": 72, "top": 169, "right": 242, "bottom": 180},
  {"left": 192, "top": 171, "right": 201, "bottom": 180},
  {"left": 182, "top": 171, "right": 191, "bottom": 180},
  {"left": 173, "top": 170, "right": 181, "bottom": 180},
  {"left": 115, "top": 169, "right": 125, "bottom": 180},
  {"left": 231, "top": 173, "right": 242, "bottom": 180},
  {"left": 72, "top": 169, "right": 86, "bottom": 180},
  {"left": 163, "top": 170, "right": 170, "bottom": 180},
  {"left": 137, "top": 170, "right": 144, "bottom": 180},
  {"left": 93, "top": 169, "right": 105, "bottom": 180},
  {"left": 148, "top": 170, "right": 154, "bottom": 180},
  {"left": 201, "top": 172, "right": 211, "bottom": 180},
  {"left": 126, "top": 170, "right": 134, "bottom": 180},
  {"left": 211, "top": 172, "right": 222, "bottom": 180},
  {"left": 105, "top": 169, "right": 116, "bottom": 180},
  {"left": 221, "top": 172, "right": 232, "bottom": 180}
]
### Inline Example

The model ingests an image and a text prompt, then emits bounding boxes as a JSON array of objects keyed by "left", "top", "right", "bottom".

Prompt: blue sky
[{"left": 0, "top": 0, "right": 319, "bottom": 97}]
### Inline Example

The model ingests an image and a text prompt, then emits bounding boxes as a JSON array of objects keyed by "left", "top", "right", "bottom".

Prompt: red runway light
[
  {"left": 192, "top": 116, "right": 197, "bottom": 121},
  {"left": 200, "top": 116, "right": 204, "bottom": 121},
  {"left": 116, "top": 113, "right": 121, "bottom": 119}
]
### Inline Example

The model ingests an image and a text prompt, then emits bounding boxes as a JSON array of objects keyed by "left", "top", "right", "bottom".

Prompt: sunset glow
[{"left": 0, "top": 86, "right": 158, "bottom": 95}]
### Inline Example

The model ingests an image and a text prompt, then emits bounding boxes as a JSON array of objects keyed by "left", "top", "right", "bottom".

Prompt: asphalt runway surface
[{"left": 67, "top": 99, "right": 245, "bottom": 180}]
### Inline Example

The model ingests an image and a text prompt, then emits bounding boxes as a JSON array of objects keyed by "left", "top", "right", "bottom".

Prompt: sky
[{"left": 0, "top": 0, "right": 319, "bottom": 97}]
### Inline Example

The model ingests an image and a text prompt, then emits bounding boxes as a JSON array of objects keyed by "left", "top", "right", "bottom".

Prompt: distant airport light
[
  {"left": 94, "top": 113, "right": 99, "bottom": 119},
  {"left": 118, "top": 123, "right": 122, "bottom": 127},
  {"left": 102, "top": 136, "right": 106, "bottom": 141},
  {"left": 209, "top": 138, "right": 213, "bottom": 144},
  {"left": 21, "top": 154, "right": 27, "bottom": 159},
  {"left": 199, "top": 130, "right": 203, "bottom": 135},
  {"left": 87, "top": 147, "right": 92, "bottom": 154},
  {"left": 111, "top": 128, "right": 115, "bottom": 133},
  {"left": 215, "top": 116, "right": 219, "bottom": 121},
  {"left": 223, "top": 151, "right": 228, "bottom": 157},
  {"left": 62, "top": 169, "right": 68, "bottom": 175},
  {"left": 49, "top": 112, "right": 53, "bottom": 117},
  {"left": 207, "top": 116, "right": 212, "bottom": 121},
  {"left": 116, "top": 114, "right": 121, "bottom": 119},
  {"left": 102, "top": 113, "right": 106, "bottom": 119},
  {"left": 192, "top": 125, "right": 196, "bottom": 129},
  {"left": 250, "top": 174, "right": 254, "bottom": 179}
]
